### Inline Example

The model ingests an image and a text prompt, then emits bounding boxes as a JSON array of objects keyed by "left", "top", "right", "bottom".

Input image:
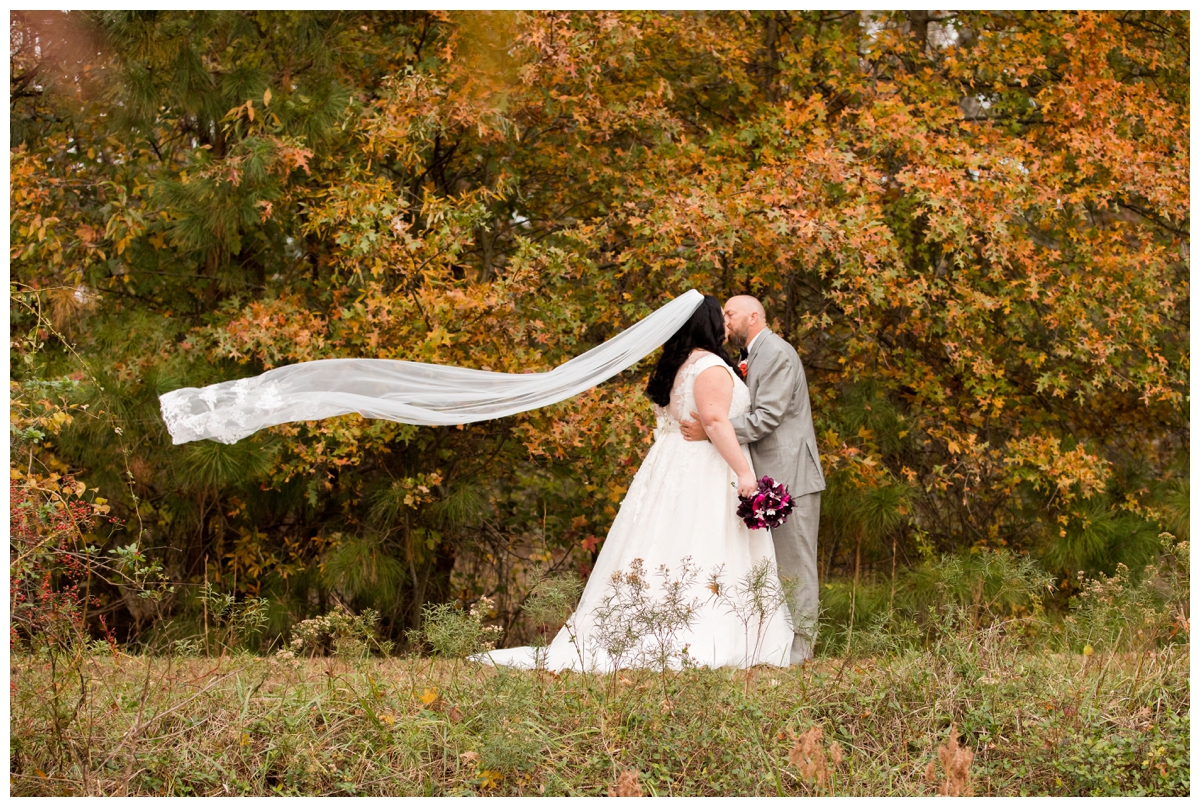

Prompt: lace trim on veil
[{"left": 160, "top": 291, "right": 707, "bottom": 445}]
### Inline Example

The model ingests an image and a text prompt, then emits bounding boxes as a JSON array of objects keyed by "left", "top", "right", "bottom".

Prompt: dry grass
[{"left": 9, "top": 638, "right": 1189, "bottom": 796}]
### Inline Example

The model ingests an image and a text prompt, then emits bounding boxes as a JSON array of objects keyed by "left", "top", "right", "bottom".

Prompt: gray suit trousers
[{"left": 771, "top": 490, "right": 820, "bottom": 664}]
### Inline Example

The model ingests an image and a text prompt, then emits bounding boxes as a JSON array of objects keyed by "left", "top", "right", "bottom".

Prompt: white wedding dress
[{"left": 476, "top": 351, "right": 793, "bottom": 672}]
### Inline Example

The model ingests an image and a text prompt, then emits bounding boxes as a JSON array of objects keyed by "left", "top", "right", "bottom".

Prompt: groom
[{"left": 681, "top": 295, "right": 825, "bottom": 664}]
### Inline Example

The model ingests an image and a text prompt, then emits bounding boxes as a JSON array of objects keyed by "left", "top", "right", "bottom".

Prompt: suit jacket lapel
[{"left": 746, "top": 330, "right": 769, "bottom": 368}]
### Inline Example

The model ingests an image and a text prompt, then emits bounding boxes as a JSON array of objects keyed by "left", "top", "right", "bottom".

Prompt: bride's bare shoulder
[{"left": 694, "top": 353, "right": 733, "bottom": 381}]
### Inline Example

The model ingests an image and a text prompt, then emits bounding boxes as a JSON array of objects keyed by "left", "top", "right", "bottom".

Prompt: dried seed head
[
  {"left": 788, "top": 726, "right": 829, "bottom": 787},
  {"left": 933, "top": 723, "right": 975, "bottom": 796},
  {"left": 608, "top": 768, "right": 643, "bottom": 797}
]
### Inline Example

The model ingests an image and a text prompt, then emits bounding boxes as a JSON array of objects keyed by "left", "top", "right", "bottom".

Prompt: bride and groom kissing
[
  {"left": 158, "top": 288, "right": 823, "bottom": 671},
  {"left": 481, "top": 294, "right": 825, "bottom": 672}
]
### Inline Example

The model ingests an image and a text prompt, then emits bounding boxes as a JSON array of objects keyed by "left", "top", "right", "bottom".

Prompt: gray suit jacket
[{"left": 730, "top": 330, "right": 825, "bottom": 496}]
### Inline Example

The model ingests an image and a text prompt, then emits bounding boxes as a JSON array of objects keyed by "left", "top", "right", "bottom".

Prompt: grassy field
[{"left": 10, "top": 638, "right": 1189, "bottom": 796}]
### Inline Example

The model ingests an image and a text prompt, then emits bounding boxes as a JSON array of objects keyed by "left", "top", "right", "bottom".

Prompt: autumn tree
[{"left": 11, "top": 11, "right": 1188, "bottom": 646}]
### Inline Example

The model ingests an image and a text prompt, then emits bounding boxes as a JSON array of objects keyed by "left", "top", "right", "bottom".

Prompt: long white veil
[{"left": 160, "top": 290, "right": 705, "bottom": 445}]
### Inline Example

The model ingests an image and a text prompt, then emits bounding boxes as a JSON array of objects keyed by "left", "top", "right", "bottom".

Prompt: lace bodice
[{"left": 654, "top": 351, "right": 749, "bottom": 435}]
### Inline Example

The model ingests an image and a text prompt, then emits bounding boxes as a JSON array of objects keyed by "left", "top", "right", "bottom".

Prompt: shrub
[
  {"left": 199, "top": 583, "right": 271, "bottom": 653},
  {"left": 521, "top": 572, "right": 584, "bottom": 638},
  {"left": 407, "top": 597, "right": 502, "bottom": 658},
  {"left": 286, "top": 607, "right": 392, "bottom": 659},
  {"left": 818, "top": 548, "right": 1056, "bottom": 657},
  {"left": 520, "top": 572, "right": 585, "bottom": 669},
  {"left": 591, "top": 557, "right": 703, "bottom": 672},
  {"left": 707, "top": 558, "right": 800, "bottom": 664},
  {"left": 1064, "top": 535, "right": 1189, "bottom": 654}
]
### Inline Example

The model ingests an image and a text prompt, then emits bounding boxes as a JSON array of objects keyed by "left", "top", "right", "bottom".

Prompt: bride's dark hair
[{"left": 645, "top": 295, "right": 741, "bottom": 407}]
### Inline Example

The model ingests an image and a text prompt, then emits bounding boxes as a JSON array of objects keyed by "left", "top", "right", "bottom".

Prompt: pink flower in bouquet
[{"left": 736, "top": 476, "right": 795, "bottom": 530}]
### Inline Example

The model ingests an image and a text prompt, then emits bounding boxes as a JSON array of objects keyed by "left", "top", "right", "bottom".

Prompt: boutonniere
[{"left": 738, "top": 360, "right": 748, "bottom": 377}]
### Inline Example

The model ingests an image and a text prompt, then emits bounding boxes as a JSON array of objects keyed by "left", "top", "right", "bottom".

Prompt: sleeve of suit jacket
[{"left": 730, "top": 339, "right": 799, "bottom": 445}]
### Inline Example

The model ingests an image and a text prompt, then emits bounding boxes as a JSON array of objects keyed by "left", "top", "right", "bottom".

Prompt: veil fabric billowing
[{"left": 159, "top": 290, "right": 705, "bottom": 445}]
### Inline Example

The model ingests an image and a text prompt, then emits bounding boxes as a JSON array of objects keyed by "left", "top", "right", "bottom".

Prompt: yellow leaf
[
  {"left": 246, "top": 100, "right": 255, "bottom": 122},
  {"left": 419, "top": 687, "right": 439, "bottom": 705},
  {"left": 263, "top": 88, "right": 272, "bottom": 107},
  {"left": 947, "top": 440, "right": 961, "bottom": 454}
]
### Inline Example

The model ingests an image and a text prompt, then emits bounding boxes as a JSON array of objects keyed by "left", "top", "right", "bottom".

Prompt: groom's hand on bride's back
[{"left": 681, "top": 413, "right": 709, "bottom": 442}]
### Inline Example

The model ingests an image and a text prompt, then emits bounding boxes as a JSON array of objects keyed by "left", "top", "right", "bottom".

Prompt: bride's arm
[{"left": 693, "top": 367, "right": 758, "bottom": 498}]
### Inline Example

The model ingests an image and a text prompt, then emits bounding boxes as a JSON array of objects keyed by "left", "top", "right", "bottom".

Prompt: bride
[{"left": 477, "top": 295, "right": 793, "bottom": 671}]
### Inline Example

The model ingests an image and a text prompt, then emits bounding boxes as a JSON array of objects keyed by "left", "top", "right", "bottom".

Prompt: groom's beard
[{"left": 725, "top": 327, "right": 749, "bottom": 351}]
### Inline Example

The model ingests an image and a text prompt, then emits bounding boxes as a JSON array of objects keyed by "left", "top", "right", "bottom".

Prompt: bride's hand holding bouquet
[{"left": 736, "top": 476, "right": 796, "bottom": 531}]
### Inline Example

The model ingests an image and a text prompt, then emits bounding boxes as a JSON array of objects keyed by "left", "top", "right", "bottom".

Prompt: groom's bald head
[
  {"left": 722, "top": 295, "right": 766, "bottom": 351},
  {"left": 727, "top": 295, "right": 765, "bottom": 320}
]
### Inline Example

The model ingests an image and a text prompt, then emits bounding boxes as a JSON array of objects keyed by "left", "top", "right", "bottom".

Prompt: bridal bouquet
[{"left": 736, "top": 476, "right": 795, "bottom": 530}]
